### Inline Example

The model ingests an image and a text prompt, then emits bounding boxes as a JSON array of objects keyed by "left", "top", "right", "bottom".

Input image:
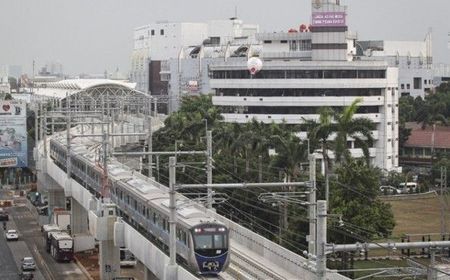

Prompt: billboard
[
  {"left": 312, "top": 12, "right": 346, "bottom": 27},
  {"left": 0, "top": 100, "right": 28, "bottom": 167}
]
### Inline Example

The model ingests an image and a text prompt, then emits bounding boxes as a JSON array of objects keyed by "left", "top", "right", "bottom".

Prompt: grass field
[{"left": 385, "top": 192, "right": 450, "bottom": 237}]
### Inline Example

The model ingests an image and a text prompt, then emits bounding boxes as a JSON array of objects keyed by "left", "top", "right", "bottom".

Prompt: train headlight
[
  {"left": 218, "top": 228, "right": 226, "bottom": 232},
  {"left": 194, "top": 228, "right": 202, "bottom": 233}
]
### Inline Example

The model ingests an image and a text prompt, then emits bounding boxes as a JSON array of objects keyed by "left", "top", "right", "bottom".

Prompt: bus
[
  {"left": 120, "top": 247, "right": 137, "bottom": 267},
  {"left": 49, "top": 232, "right": 74, "bottom": 262},
  {"left": 42, "top": 224, "right": 62, "bottom": 253}
]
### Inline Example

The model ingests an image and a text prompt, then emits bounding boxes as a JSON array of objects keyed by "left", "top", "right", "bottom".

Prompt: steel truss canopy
[{"left": 33, "top": 79, "right": 152, "bottom": 113}]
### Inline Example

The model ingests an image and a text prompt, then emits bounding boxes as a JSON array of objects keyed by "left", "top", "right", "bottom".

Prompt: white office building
[
  {"left": 130, "top": 19, "right": 259, "bottom": 96},
  {"left": 357, "top": 35, "right": 433, "bottom": 98},
  {"left": 207, "top": 0, "right": 400, "bottom": 171},
  {"left": 156, "top": 0, "right": 442, "bottom": 170}
]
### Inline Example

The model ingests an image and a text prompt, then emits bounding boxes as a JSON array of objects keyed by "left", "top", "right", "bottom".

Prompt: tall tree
[
  {"left": 334, "top": 99, "right": 375, "bottom": 164},
  {"left": 329, "top": 158, "right": 395, "bottom": 244}
]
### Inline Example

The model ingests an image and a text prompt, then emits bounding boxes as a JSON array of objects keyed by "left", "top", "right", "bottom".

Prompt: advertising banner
[
  {"left": 312, "top": 12, "right": 346, "bottom": 27},
  {"left": 0, "top": 100, "right": 28, "bottom": 167}
]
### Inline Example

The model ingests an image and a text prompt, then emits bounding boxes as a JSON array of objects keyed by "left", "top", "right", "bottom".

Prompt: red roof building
[{"left": 401, "top": 122, "right": 450, "bottom": 165}]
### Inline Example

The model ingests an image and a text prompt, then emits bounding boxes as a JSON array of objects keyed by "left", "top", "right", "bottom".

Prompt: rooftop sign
[{"left": 312, "top": 12, "right": 346, "bottom": 27}]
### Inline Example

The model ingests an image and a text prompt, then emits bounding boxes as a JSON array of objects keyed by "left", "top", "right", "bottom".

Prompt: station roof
[{"left": 33, "top": 79, "right": 140, "bottom": 100}]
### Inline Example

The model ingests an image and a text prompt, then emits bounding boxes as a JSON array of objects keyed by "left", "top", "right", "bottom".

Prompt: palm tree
[
  {"left": 305, "top": 99, "right": 375, "bottom": 168},
  {"left": 304, "top": 106, "right": 335, "bottom": 186},
  {"left": 334, "top": 99, "right": 375, "bottom": 164},
  {"left": 214, "top": 123, "right": 244, "bottom": 174},
  {"left": 270, "top": 133, "right": 308, "bottom": 237}
]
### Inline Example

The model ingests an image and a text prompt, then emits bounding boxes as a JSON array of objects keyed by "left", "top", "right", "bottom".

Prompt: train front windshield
[{"left": 194, "top": 233, "right": 227, "bottom": 250}]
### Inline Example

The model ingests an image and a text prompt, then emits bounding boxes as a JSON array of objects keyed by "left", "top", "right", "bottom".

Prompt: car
[
  {"left": 5, "top": 229, "right": 19, "bottom": 241},
  {"left": 398, "top": 182, "right": 418, "bottom": 194},
  {"left": 379, "top": 185, "right": 400, "bottom": 195},
  {"left": 0, "top": 208, "right": 9, "bottom": 221},
  {"left": 19, "top": 271, "right": 34, "bottom": 280},
  {"left": 21, "top": 257, "right": 36, "bottom": 271}
]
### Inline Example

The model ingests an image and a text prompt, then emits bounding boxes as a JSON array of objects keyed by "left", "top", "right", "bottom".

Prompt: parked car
[
  {"left": 6, "top": 229, "right": 19, "bottom": 241},
  {"left": 398, "top": 182, "right": 418, "bottom": 194},
  {"left": 21, "top": 257, "right": 36, "bottom": 271},
  {"left": 379, "top": 185, "right": 400, "bottom": 195}
]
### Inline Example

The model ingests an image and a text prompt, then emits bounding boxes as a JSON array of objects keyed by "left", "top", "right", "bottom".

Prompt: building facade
[
  {"left": 157, "top": 0, "right": 446, "bottom": 171},
  {"left": 206, "top": 0, "right": 400, "bottom": 171},
  {"left": 401, "top": 122, "right": 450, "bottom": 168},
  {"left": 130, "top": 19, "right": 259, "bottom": 104},
  {"left": 357, "top": 37, "right": 433, "bottom": 98}
]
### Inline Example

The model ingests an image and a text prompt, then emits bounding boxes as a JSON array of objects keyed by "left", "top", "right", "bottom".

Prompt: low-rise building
[{"left": 401, "top": 122, "right": 450, "bottom": 166}]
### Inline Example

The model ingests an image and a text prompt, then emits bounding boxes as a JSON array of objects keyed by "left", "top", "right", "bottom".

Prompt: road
[
  {"left": 11, "top": 199, "right": 88, "bottom": 280},
  {"left": 0, "top": 226, "right": 20, "bottom": 279},
  {"left": 1, "top": 187, "right": 146, "bottom": 280},
  {"left": 0, "top": 189, "right": 88, "bottom": 280}
]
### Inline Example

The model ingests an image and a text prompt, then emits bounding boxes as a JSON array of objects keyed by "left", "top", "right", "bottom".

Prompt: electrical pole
[
  {"left": 66, "top": 95, "right": 72, "bottom": 210},
  {"left": 168, "top": 156, "right": 177, "bottom": 280},
  {"left": 206, "top": 130, "right": 213, "bottom": 209},
  {"left": 34, "top": 103, "right": 39, "bottom": 145},
  {"left": 308, "top": 154, "right": 317, "bottom": 258},
  {"left": 43, "top": 106, "right": 47, "bottom": 157},
  {"left": 39, "top": 103, "right": 44, "bottom": 142},
  {"left": 258, "top": 155, "right": 263, "bottom": 183},
  {"left": 316, "top": 200, "right": 327, "bottom": 280},
  {"left": 440, "top": 166, "right": 448, "bottom": 235},
  {"left": 147, "top": 99, "right": 153, "bottom": 178}
]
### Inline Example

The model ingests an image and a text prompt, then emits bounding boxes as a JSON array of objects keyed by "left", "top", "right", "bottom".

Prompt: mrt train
[{"left": 49, "top": 133, "right": 230, "bottom": 275}]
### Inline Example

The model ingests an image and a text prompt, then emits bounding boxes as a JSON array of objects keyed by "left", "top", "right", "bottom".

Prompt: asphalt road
[
  {"left": 0, "top": 227, "right": 21, "bottom": 280},
  {"left": 11, "top": 199, "right": 88, "bottom": 280},
  {"left": 0, "top": 188, "right": 88, "bottom": 280}
]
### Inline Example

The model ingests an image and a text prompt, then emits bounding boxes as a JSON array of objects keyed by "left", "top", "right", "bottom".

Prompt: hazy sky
[{"left": 1, "top": 0, "right": 449, "bottom": 75}]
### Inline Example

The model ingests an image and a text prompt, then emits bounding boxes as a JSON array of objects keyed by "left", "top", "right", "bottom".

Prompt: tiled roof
[{"left": 404, "top": 122, "right": 450, "bottom": 149}]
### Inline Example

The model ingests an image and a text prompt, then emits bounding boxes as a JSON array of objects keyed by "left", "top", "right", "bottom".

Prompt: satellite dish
[{"left": 247, "top": 57, "right": 263, "bottom": 75}]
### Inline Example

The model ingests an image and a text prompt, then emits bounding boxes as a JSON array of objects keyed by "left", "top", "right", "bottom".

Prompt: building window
[
  {"left": 160, "top": 29, "right": 164, "bottom": 35},
  {"left": 406, "top": 84, "right": 410, "bottom": 89},
  {"left": 424, "top": 79, "right": 427, "bottom": 85},
  {"left": 264, "top": 40, "right": 272, "bottom": 44},
  {"left": 289, "top": 40, "right": 297, "bottom": 51},
  {"left": 413, "top": 77, "right": 422, "bottom": 89},
  {"left": 401, "top": 84, "right": 405, "bottom": 89},
  {"left": 151, "top": 29, "right": 155, "bottom": 36},
  {"left": 280, "top": 40, "right": 288, "bottom": 44}
]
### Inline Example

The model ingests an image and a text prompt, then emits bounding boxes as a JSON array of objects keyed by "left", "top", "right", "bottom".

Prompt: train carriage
[{"left": 49, "top": 136, "right": 230, "bottom": 274}]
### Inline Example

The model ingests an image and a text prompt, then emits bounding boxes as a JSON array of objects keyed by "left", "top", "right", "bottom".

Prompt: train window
[
  {"left": 142, "top": 206, "right": 146, "bottom": 216},
  {"left": 126, "top": 195, "right": 130, "bottom": 204},
  {"left": 146, "top": 208, "right": 150, "bottom": 218},
  {"left": 193, "top": 233, "right": 227, "bottom": 249},
  {"left": 214, "top": 234, "right": 225, "bottom": 248},
  {"left": 194, "top": 235, "right": 213, "bottom": 249},
  {"left": 158, "top": 216, "right": 163, "bottom": 228},
  {"left": 133, "top": 200, "right": 137, "bottom": 210},
  {"left": 153, "top": 213, "right": 157, "bottom": 224},
  {"left": 182, "top": 231, "right": 187, "bottom": 244},
  {"left": 163, "top": 219, "right": 167, "bottom": 231}
]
